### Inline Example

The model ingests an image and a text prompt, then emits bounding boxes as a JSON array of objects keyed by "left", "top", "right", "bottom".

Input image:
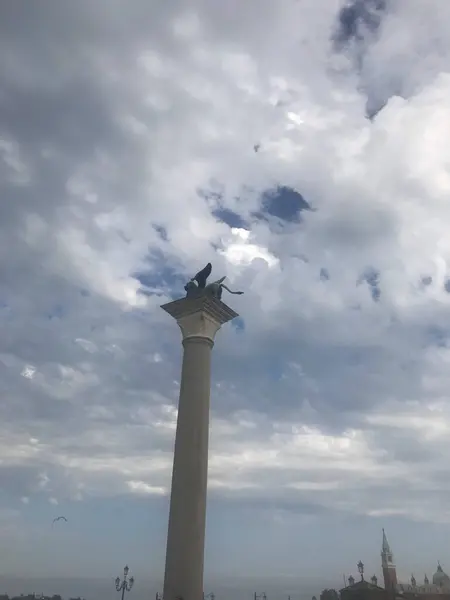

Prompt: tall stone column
[{"left": 161, "top": 294, "right": 239, "bottom": 600}]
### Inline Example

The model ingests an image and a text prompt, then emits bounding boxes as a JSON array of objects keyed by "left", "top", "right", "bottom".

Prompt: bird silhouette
[
  {"left": 52, "top": 516, "right": 68, "bottom": 526},
  {"left": 254, "top": 143, "right": 260, "bottom": 153}
]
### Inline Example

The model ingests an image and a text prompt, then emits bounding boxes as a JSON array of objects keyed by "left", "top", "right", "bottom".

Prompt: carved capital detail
[
  {"left": 177, "top": 311, "right": 221, "bottom": 343},
  {"left": 161, "top": 295, "right": 239, "bottom": 343}
]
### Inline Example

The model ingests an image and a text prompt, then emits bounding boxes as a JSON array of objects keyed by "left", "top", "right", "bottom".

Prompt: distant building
[
  {"left": 381, "top": 529, "right": 397, "bottom": 594},
  {"left": 8, "top": 594, "right": 68, "bottom": 600},
  {"left": 341, "top": 578, "right": 387, "bottom": 600},
  {"left": 321, "top": 589, "right": 340, "bottom": 600},
  {"left": 382, "top": 529, "right": 450, "bottom": 598},
  {"left": 340, "top": 530, "right": 450, "bottom": 600}
]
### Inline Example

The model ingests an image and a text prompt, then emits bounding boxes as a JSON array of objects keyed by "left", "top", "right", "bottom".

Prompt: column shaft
[{"left": 163, "top": 336, "right": 213, "bottom": 600}]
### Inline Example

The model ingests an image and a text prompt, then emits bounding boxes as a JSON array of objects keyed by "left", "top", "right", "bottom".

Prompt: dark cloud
[
  {"left": 335, "top": 0, "right": 387, "bottom": 46},
  {"left": 359, "top": 267, "right": 381, "bottom": 301},
  {"left": 0, "top": 0, "right": 450, "bottom": 583},
  {"left": 213, "top": 208, "right": 249, "bottom": 229},
  {"left": 260, "top": 186, "right": 310, "bottom": 223},
  {"left": 333, "top": 0, "right": 391, "bottom": 118}
]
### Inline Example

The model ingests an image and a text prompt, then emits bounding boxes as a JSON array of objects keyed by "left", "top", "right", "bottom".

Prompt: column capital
[{"left": 161, "top": 295, "right": 239, "bottom": 344}]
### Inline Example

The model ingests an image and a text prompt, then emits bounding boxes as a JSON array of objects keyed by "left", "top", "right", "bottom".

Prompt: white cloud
[
  {"left": 220, "top": 228, "right": 279, "bottom": 268},
  {"left": 21, "top": 365, "right": 36, "bottom": 379},
  {"left": 2, "top": 0, "right": 450, "bottom": 580},
  {"left": 0, "top": 135, "right": 31, "bottom": 185},
  {"left": 127, "top": 480, "right": 166, "bottom": 496}
]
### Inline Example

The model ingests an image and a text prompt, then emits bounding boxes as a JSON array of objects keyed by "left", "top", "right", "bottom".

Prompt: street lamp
[
  {"left": 115, "top": 565, "right": 134, "bottom": 600},
  {"left": 357, "top": 561, "right": 364, "bottom": 581},
  {"left": 255, "top": 593, "right": 267, "bottom": 600}
]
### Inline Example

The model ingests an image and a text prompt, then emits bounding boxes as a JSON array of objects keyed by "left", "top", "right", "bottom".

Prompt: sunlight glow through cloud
[{"left": 221, "top": 228, "right": 279, "bottom": 267}]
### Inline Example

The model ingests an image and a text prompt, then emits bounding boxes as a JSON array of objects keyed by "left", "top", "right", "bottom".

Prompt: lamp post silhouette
[
  {"left": 357, "top": 561, "right": 364, "bottom": 582},
  {"left": 115, "top": 565, "right": 134, "bottom": 600},
  {"left": 254, "top": 593, "right": 267, "bottom": 600}
]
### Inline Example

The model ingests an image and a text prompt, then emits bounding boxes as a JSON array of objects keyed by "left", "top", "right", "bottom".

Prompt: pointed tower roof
[{"left": 382, "top": 528, "right": 391, "bottom": 553}]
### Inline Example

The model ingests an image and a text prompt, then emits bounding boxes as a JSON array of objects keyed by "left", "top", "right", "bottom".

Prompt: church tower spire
[{"left": 381, "top": 529, "right": 397, "bottom": 594}]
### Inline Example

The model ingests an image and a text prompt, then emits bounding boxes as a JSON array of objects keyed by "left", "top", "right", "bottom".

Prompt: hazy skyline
[{"left": 1, "top": 0, "right": 450, "bottom": 594}]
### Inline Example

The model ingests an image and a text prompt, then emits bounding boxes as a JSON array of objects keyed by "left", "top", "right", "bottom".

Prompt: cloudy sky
[{"left": 2, "top": 0, "right": 450, "bottom": 597}]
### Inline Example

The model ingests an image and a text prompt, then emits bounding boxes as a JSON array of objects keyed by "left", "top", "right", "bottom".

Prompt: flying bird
[
  {"left": 52, "top": 516, "right": 68, "bottom": 526},
  {"left": 254, "top": 143, "right": 260, "bottom": 153}
]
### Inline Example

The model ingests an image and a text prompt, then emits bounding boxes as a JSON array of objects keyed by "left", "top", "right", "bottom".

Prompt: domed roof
[{"left": 432, "top": 563, "right": 450, "bottom": 587}]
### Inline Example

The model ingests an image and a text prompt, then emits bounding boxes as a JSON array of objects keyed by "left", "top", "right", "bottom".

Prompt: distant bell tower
[{"left": 381, "top": 529, "right": 398, "bottom": 592}]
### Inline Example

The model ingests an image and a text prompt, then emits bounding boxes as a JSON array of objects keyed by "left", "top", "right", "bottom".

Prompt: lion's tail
[{"left": 221, "top": 285, "right": 243, "bottom": 295}]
